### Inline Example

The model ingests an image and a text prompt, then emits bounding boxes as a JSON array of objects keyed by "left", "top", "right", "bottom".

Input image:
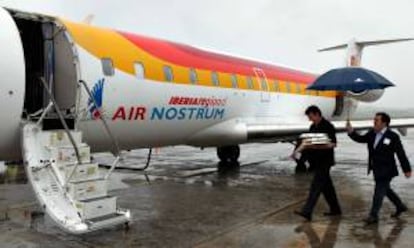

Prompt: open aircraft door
[{"left": 1, "top": 7, "right": 132, "bottom": 234}]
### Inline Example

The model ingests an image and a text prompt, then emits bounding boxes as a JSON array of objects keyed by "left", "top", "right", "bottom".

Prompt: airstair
[{"left": 21, "top": 78, "right": 131, "bottom": 234}]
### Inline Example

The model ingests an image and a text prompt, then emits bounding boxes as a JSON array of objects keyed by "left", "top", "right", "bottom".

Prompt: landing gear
[
  {"left": 216, "top": 145, "right": 240, "bottom": 164},
  {"left": 124, "top": 222, "right": 130, "bottom": 232}
]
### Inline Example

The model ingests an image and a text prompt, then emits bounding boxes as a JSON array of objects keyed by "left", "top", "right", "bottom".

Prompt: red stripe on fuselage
[{"left": 119, "top": 31, "right": 316, "bottom": 84}]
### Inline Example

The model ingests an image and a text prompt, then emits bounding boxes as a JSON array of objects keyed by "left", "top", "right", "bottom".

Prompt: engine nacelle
[{"left": 347, "top": 89, "right": 384, "bottom": 102}]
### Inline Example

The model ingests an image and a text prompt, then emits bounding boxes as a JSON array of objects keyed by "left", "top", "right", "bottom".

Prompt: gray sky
[{"left": 1, "top": 0, "right": 414, "bottom": 107}]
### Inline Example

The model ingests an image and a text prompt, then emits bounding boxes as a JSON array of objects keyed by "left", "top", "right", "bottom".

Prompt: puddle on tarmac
[{"left": 0, "top": 163, "right": 27, "bottom": 185}]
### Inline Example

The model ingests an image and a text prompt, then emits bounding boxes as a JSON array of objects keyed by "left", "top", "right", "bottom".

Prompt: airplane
[{"left": 1, "top": 7, "right": 414, "bottom": 234}]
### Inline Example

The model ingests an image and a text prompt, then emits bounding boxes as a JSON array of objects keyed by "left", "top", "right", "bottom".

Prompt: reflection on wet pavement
[
  {"left": 349, "top": 220, "right": 407, "bottom": 248},
  {"left": 0, "top": 163, "right": 27, "bottom": 184},
  {"left": 0, "top": 133, "right": 413, "bottom": 247}
]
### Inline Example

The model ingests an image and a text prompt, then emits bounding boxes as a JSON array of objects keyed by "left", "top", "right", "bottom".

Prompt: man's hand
[
  {"left": 290, "top": 152, "right": 299, "bottom": 161},
  {"left": 405, "top": 171, "right": 412, "bottom": 178},
  {"left": 346, "top": 119, "right": 353, "bottom": 134}
]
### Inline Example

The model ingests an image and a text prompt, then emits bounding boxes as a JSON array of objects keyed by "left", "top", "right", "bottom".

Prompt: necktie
[{"left": 374, "top": 132, "right": 382, "bottom": 148}]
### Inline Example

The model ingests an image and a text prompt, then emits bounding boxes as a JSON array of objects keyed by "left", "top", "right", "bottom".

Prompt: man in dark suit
[
  {"left": 347, "top": 112, "right": 412, "bottom": 224},
  {"left": 294, "top": 105, "right": 342, "bottom": 221}
]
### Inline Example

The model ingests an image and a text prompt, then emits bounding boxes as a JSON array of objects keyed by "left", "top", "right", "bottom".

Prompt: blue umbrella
[{"left": 307, "top": 67, "right": 395, "bottom": 92}]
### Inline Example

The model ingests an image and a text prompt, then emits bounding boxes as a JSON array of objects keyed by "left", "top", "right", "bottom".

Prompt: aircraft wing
[{"left": 246, "top": 118, "right": 414, "bottom": 142}]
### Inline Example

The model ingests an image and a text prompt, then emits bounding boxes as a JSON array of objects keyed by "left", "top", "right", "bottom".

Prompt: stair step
[
  {"left": 67, "top": 178, "right": 107, "bottom": 201},
  {"left": 22, "top": 123, "right": 131, "bottom": 234},
  {"left": 52, "top": 162, "right": 100, "bottom": 185},
  {"left": 39, "top": 130, "right": 83, "bottom": 147},
  {"left": 75, "top": 196, "right": 117, "bottom": 220},
  {"left": 87, "top": 213, "right": 124, "bottom": 223},
  {"left": 86, "top": 212, "right": 130, "bottom": 230},
  {"left": 49, "top": 144, "right": 91, "bottom": 165}
]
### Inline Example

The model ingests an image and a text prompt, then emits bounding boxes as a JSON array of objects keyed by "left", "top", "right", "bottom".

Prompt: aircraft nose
[{"left": 0, "top": 7, "right": 26, "bottom": 159}]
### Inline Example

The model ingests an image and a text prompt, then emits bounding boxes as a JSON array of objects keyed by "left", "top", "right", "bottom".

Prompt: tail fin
[{"left": 319, "top": 38, "right": 414, "bottom": 66}]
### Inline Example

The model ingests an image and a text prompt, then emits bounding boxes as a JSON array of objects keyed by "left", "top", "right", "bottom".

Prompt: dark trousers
[
  {"left": 302, "top": 166, "right": 341, "bottom": 215},
  {"left": 370, "top": 179, "right": 406, "bottom": 218}
]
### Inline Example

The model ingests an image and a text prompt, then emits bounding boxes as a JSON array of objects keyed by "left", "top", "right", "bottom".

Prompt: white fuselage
[{"left": 0, "top": 7, "right": 411, "bottom": 161}]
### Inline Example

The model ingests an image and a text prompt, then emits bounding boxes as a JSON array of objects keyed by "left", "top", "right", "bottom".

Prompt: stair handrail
[
  {"left": 39, "top": 77, "right": 82, "bottom": 167},
  {"left": 78, "top": 79, "right": 121, "bottom": 157}
]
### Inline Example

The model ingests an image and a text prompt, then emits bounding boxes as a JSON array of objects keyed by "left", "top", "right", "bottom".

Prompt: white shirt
[{"left": 374, "top": 127, "right": 387, "bottom": 148}]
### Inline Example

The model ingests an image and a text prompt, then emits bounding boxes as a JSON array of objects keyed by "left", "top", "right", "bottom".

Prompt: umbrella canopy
[{"left": 307, "top": 67, "right": 395, "bottom": 92}]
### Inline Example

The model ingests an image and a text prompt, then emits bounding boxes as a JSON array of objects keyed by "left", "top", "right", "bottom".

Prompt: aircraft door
[{"left": 253, "top": 67, "right": 270, "bottom": 102}]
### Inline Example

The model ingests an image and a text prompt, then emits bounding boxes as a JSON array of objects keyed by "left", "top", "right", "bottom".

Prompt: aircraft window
[
  {"left": 260, "top": 78, "right": 268, "bottom": 91},
  {"left": 286, "top": 82, "right": 291, "bottom": 93},
  {"left": 189, "top": 68, "right": 198, "bottom": 84},
  {"left": 246, "top": 77, "right": 254, "bottom": 89},
  {"left": 163, "top": 65, "right": 174, "bottom": 82},
  {"left": 134, "top": 62, "right": 145, "bottom": 79},
  {"left": 296, "top": 83, "right": 302, "bottom": 94},
  {"left": 273, "top": 80, "right": 279, "bottom": 91},
  {"left": 231, "top": 74, "right": 238, "bottom": 88},
  {"left": 101, "top": 58, "right": 115, "bottom": 76},
  {"left": 212, "top": 72, "right": 220, "bottom": 86}
]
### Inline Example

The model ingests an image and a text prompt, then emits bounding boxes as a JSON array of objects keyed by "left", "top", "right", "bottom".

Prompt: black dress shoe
[
  {"left": 363, "top": 216, "right": 378, "bottom": 225},
  {"left": 294, "top": 210, "right": 312, "bottom": 221},
  {"left": 391, "top": 206, "right": 408, "bottom": 218},
  {"left": 323, "top": 211, "right": 342, "bottom": 217}
]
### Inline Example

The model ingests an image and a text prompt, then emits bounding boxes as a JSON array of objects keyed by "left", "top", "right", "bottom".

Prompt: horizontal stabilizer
[
  {"left": 319, "top": 38, "right": 414, "bottom": 52},
  {"left": 357, "top": 38, "right": 414, "bottom": 47},
  {"left": 318, "top": 44, "right": 348, "bottom": 52}
]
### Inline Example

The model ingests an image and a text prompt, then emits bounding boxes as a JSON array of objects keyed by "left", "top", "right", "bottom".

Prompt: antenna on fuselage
[{"left": 83, "top": 14, "right": 95, "bottom": 25}]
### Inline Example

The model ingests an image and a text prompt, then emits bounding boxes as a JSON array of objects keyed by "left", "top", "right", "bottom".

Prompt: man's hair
[
  {"left": 305, "top": 105, "right": 322, "bottom": 116},
  {"left": 376, "top": 112, "right": 391, "bottom": 126}
]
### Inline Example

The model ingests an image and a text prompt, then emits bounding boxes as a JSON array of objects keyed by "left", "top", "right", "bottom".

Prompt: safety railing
[
  {"left": 78, "top": 79, "right": 121, "bottom": 179},
  {"left": 37, "top": 77, "right": 122, "bottom": 186},
  {"left": 39, "top": 77, "right": 82, "bottom": 167}
]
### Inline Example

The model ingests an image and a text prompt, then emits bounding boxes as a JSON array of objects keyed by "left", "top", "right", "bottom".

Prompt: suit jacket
[{"left": 348, "top": 128, "right": 411, "bottom": 181}]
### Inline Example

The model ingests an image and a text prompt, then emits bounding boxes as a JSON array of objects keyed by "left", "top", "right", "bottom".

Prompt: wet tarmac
[{"left": 1, "top": 133, "right": 414, "bottom": 247}]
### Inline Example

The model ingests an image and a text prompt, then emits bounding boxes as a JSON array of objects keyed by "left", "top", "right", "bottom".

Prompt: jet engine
[{"left": 347, "top": 89, "right": 384, "bottom": 102}]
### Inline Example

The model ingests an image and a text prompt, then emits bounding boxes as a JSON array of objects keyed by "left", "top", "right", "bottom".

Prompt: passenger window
[
  {"left": 246, "top": 77, "right": 254, "bottom": 89},
  {"left": 134, "top": 62, "right": 145, "bottom": 79},
  {"left": 296, "top": 83, "right": 302, "bottom": 94},
  {"left": 189, "top": 68, "right": 198, "bottom": 84},
  {"left": 260, "top": 78, "right": 268, "bottom": 91},
  {"left": 212, "top": 72, "right": 220, "bottom": 86},
  {"left": 101, "top": 58, "right": 115, "bottom": 76},
  {"left": 231, "top": 74, "right": 238, "bottom": 88},
  {"left": 273, "top": 80, "right": 279, "bottom": 91},
  {"left": 286, "top": 82, "right": 291, "bottom": 93},
  {"left": 163, "top": 65, "right": 174, "bottom": 82}
]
